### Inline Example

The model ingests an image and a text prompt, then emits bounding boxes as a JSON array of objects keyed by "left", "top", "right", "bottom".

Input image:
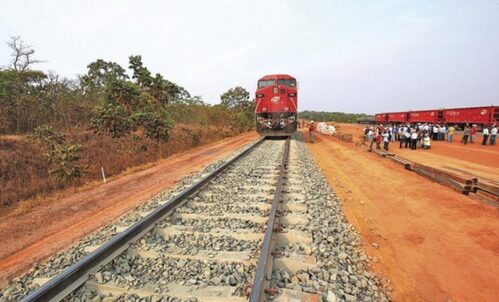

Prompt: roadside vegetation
[
  {"left": 300, "top": 110, "right": 373, "bottom": 123},
  {"left": 0, "top": 36, "right": 254, "bottom": 211}
]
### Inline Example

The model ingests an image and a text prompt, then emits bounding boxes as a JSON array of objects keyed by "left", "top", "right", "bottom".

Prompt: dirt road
[
  {"left": 0, "top": 132, "right": 259, "bottom": 286},
  {"left": 303, "top": 130, "right": 499, "bottom": 302}
]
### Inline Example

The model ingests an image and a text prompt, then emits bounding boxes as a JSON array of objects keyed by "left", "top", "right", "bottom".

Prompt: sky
[{"left": 0, "top": 0, "right": 498, "bottom": 114}]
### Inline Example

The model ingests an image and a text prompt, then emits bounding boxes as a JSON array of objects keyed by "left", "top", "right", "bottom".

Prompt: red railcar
[
  {"left": 388, "top": 112, "right": 409, "bottom": 123},
  {"left": 375, "top": 113, "right": 386, "bottom": 123},
  {"left": 376, "top": 106, "right": 498, "bottom": 126},
  {"left": 255, "top": 74, "right": 298, "bottom": 136},
  {"left": 408, "top": 110, "right": 438, "bottom": 123},
  {"left": 444, "top": 106, "right": 497, "bottom": 125}
]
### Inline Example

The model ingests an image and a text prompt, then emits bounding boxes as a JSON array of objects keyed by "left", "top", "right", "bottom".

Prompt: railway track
[{"left": 9, "top": 136, "right": 389, "bottom": 302}]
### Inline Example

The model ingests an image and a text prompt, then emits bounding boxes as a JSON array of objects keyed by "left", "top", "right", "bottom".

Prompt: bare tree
[{"left": 7, "top": 35, "right": 45, "bottom": 72}]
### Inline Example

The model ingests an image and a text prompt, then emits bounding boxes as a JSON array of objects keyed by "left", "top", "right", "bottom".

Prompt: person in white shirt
[
  {"left": 439, "top": 125, "right": 446, "bottom": 141},
  {"left": 423, "top": 134, "right": 431, "bottom": 149},
  {"left": 382, "top": 130, "right": 390, "bottom": 151},
  {"left": 482, "top": 127, "right": 490, "bottom": 145},
  {"left": 432, "top": 125, "right": 439, "bottom": 140},
  {"left": 411, "top": 129, "right": 418, "bottom": 149},
  {"left": 368, "top": 128, "right": 375, "bottom": 151},
  {"left": 490, "top": 125, "right": 497, "bottom": 145}
]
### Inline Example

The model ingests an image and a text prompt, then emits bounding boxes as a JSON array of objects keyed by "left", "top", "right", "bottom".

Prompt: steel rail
[
  {"left": 249, "top": 137, "right": 290, "bottom": 302},
  {"left": 22, "top": 137, "right": 265, "bottom": 302}
]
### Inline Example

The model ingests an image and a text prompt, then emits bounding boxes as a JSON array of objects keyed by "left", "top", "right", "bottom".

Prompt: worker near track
[
  {"left": 410, "top": 129, "right": 418, "bottom": 149},
  {"left": 375, "top": 130, "right": 382, "bottom": 150},
  {"left": 482, "top": 127, "right": 489, "bottom": 145},
  {"left": 382, "top": 130, "right": 390, "bottom": 151},
  {"left": 367, "top": 127, "right": 375, "bottom": 151},
  {"left": 490, "top": 124, "right": 497, "bottom": 145},
  {"left": 447, "top": 125, "right": 455, "bottom": 142},
  {"left": 423, "top": 134, "right": 431, "bottom": 149},
  {"left": 470, "top": 125, "right": 478, "bottom": 143},
  {"left": 432, "top": 124, "right": 439, "bottom": 140},
  {"left": 439, "top": 124, "right": 446, "bottom": 141},
  {"left": 309, "top": 121, "right": 316, "bottom": 143},
  {"left": 462, "top": 124, "right": 470, "bottom": 145}
]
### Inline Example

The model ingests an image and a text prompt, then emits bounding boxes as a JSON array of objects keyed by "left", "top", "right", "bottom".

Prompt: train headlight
[
  {"left": 273, "top": 87, "right": 278, "bottom": 94},
  {"left": 284, "top": 107, "right": 289, "bottom": 111},
  {"left": 262, "top": 107, "right": 267, "bottom": 112},
  {"left": 256, "top": 93, "right": 264, "bottom": 98},
  {"left": 288, "top": 93, "right": 296, "bottom": 97}
]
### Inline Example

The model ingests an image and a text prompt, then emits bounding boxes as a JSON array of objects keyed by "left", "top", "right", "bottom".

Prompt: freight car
[
  {"left": 255, "top": 74, "right": 298, "bottom": 136},
  {"left": 375, "top": 106, "right": 498, "bottom": 127}
]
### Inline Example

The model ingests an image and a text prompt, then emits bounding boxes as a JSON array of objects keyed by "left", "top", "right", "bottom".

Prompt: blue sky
[{"left": 1, "top": 0, "right": 498, "bottom": 114}]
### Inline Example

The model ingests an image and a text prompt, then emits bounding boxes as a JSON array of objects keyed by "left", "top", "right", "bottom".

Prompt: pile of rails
[{"left": 372, "top": 149, "right": 499, "bottom": 207}]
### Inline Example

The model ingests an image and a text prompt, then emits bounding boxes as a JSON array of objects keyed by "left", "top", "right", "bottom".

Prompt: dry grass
[{"left": 0, "top": 125, "right": 236, "bottom": 217}]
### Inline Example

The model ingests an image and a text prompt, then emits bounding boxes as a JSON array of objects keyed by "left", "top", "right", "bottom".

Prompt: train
[
  {"left": 375, "top": 106, "right": 499, "bottom": 127},
  {"left": 254, "top": 74, "right": 298, "bottom": 136}
]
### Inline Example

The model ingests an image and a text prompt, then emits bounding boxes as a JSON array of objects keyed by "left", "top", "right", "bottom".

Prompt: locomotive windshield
[
  {"left": 278, "top": 79, "right": 296, "bottom": 87},
  {"left": 258, "top": 79, "right": 276, "bottom": 88}
]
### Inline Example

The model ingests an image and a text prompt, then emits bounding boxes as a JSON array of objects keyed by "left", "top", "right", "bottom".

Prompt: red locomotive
[
  {"left": 255, "top": 74, "right": 298, "bottom": 136},
  {"left": 375, "top": 106, "right": 498, "bottom": 127}
]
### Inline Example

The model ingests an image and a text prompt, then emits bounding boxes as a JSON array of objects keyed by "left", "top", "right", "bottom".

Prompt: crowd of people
[{"left": 363, "top": 123, "right": 498, "bottom": 152}]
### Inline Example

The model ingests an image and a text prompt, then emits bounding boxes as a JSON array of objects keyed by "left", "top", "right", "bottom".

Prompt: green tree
[
  {"left": 31, "top": 125, "right": 84, "bottom": 182},
  {"left": 88, "top": 56, "right": 176, "bottom": 157},
  {"left": 80, "top": 59, "right": 128, "bottom": 91},
  {"left": 219, "top": 86, "right": 255, "bottom": 133},
  {"left": 220, "top": 86, "right": 252, "bottom": 110}
]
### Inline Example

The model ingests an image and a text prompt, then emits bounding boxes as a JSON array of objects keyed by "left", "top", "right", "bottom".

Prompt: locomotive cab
[{"left": 255, "top": 74, "right": 298, "bottom": 136}]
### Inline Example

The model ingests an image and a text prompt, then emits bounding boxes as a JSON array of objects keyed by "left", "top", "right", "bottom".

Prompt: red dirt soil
[
  {"left": 302, "top": 129, "right": 499, "bottom": 302},
  {"left": 0, "top": 132, "right": 259, "bottom": 287}
]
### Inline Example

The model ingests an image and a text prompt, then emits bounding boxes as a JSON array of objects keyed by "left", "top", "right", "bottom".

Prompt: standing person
[
  {"left": 364, "top": 126, "right": 370, "bottom": 142},
  {"left": 432, "top": 124, "right": 439, "bottom": 140},
  {"left": 462, "top": 124, "right": 470, "bottom": 145},
  {"left": 368, "top": 127, "right": 375, "bottom": 151},
  {"left": 399, "top": 127, "right": 406, "bottom": 148},
  {"left": 308, "top": 121, "right": 316, "bottom": 143},
  {"left": 490, "top": 125, "right": 497, "bottom": 145},
  {"left": 411, "top": 128, "right": 418, "bottom": 150},
  {"left": 447, "top": 125, "right": 455, "bottom": 142},
  {"left": 482, "top": 127, "right": 490, "bottom": 145},
  {"left": 423, "top": 134, "right": 431, "bottom": 149},
  {"left": 423, "top": 123, "right": 430, "bottom": 136},
  {"left": 383, "top": 130, "right": 390, "bottom": 151},
  {"left": 470, "top": 125, "right": 477, "bottom": 143},
  {"left": 375, "top": 131, "right": 382, "bottom": 150},
  {"left": 439, "top": 124, "right": 446, "bottom": 141},
  {"left": 404, "top": 128, "right": 411, "bottom": 148}
]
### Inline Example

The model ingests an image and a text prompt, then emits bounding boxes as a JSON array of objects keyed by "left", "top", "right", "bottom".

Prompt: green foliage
[
  {"left": 80, "top": 59, "right": 128, "bottom": 91},
  {"left": 218, "top": 86, "right": 255, "bottom": 134},
  {"left": 31, "top": 125, "right": 84, "bottom": 182},
  {"left": 220, "top": 86, "right": 252, "bottom": 110},
  {"left": 0, "top": 69, "right": 47, "bottom": 133},
  {"left": 46, "top": 143, "right": 84, "bottom": 182},
  {"left": 0, "top": 36, "right": 253, "bottom": 141},
  {"left": 31, "top": 124, "right": 66, "bottom": 148},
  {"left": 299, "top": 110, "right": 374, "bottom": 123},
  {"left": 134, "top": 108, "right": 174, "bottom": 142},
  {"left": 91, "top": 102, "right": 134, "bottom": 138},
  {"left": 88, "top": 56, "right": 175, "bottom": 148}
]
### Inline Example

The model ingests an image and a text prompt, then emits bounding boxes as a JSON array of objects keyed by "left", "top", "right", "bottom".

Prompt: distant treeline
[
  {"left": 299, "top": 110, "right": 373, "bottom": 123},
  {"left": 0, "top": 36, "right": 254, "bottom": 136}
]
